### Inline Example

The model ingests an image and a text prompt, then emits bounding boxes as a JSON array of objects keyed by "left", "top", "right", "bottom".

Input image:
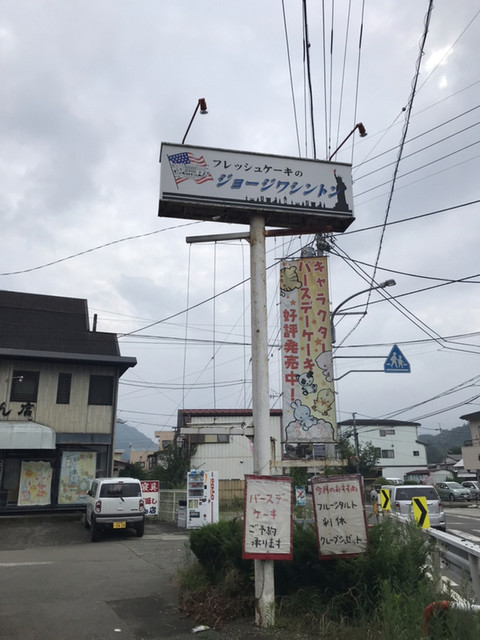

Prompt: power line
[{"left": 337, "top": 198, "right": 480, "bottom": 236}]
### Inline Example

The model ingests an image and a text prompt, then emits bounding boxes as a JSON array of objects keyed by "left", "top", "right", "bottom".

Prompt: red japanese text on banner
[
  {"left": 280, "top": 257, "right": 336, "bottom": 444},
  {"left": 242, "top": 475, "right": 293, "bottom": 561}
]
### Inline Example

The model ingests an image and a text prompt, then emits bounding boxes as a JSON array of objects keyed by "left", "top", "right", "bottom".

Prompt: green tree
[
  {"left": 119, "top": 461, "right": 148, "bottom": 480},
  {"left": 336, "top": 434, "right": 379, "bottom": 476},
  {"left": 148, "top": 443, "right": 195, "bottom": 488}
]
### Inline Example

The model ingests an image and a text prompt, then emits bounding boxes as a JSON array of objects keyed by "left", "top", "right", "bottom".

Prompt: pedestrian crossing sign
[{"left": 384, "top": 344, "right": 410, "bottom": 373}]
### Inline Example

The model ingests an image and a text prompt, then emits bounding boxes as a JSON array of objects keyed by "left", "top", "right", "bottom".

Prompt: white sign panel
[
  {"left": 311, "top": 475, "right": 368, "bottom": 559},
  {"left": 242, "top": 475, "right": 293, "bottom": 560},
  {"left": 159, "top": 143, "right": 354, "bottom": 231},
  {"left": 141, "top": 480, "right": 159, "bottom": 517}
]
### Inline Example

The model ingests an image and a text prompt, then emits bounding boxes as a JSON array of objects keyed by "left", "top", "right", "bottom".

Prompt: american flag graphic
[{"left": 167, "top": 152, "right": 213, "bottom": 185}]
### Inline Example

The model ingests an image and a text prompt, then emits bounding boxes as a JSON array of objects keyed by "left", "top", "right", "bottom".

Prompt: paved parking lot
[{"left": 0, "top": 514, "right": 294, "bottom": 640}]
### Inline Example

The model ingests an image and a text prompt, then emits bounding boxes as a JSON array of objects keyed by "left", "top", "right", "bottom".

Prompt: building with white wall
[{"left": 337, "top": 418, "right": 427, "bottom": 479}]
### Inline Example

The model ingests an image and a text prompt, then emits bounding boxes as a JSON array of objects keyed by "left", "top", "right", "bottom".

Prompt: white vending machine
[{"left": 186, "top": 469, "right": 219, "bottom": 529}]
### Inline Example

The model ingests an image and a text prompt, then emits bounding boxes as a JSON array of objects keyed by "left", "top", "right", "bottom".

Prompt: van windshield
[
  {"left": 100, "top": 483, "right": 141, "bottom": 498},
  {"left": 396, "top": 487, "right": 438, "bottom": 500}
]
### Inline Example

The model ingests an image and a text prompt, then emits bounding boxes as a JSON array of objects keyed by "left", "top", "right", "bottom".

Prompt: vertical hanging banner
[
  {"left": 242, "top": 475, "right": 293, "bottom": 560},
  {"left": 311, "top": 475, "right": 368, "bottom": 559},
  {"left": 280, "top": 256, "right": 336, "bottom": 444}
]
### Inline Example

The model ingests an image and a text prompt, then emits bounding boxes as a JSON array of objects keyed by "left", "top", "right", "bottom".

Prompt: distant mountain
[
  {"left": 114, "top": 419, "right": 158, "bottom": 462},
  {"left": 418, "top": 424, "right": 470, "bottom": 464}
]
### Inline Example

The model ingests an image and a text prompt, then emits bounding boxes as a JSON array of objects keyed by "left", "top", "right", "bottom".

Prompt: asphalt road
[{"left": 0, "top": 514, "right": 297, "bottom": 640}]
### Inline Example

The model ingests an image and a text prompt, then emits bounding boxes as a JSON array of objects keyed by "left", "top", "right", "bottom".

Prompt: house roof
[
  {"left": 460, "top": 411, "right": 480, "bottom": 421},
  {"left": 0, "top": 290, "right": 136, "bottom": 373},
  {"left": 337, "top": 418, "right": 421, "bottom": 427}
]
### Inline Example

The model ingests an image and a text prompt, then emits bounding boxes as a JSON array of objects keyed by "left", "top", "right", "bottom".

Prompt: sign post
[{"left": 159, "top": 142, "right": 355, "bottom": 629}]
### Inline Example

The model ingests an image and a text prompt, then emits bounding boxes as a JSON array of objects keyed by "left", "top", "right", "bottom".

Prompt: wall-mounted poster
[
  {"left": 242, "top": 475, "right": 293, "bottom": 561},
  {"left": 18, "top": 460, "right": 52, "bottom": 506},
  {"left": 58, "top": 451, "right": 97, "bottom": 504}
]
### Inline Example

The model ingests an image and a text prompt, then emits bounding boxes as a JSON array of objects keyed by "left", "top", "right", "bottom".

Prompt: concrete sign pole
[{"left": 249, "top": 213, "right": 275, "bottom": 627}]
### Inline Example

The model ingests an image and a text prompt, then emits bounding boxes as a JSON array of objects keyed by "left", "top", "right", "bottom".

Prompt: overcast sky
[{"left": 2, "top": 2, "right": 480, "bottom": 445}]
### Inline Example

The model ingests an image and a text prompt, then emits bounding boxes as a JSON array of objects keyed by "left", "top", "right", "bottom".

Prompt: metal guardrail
[{"left": 427, "top": 527, "right": 480, "bottom": 602}]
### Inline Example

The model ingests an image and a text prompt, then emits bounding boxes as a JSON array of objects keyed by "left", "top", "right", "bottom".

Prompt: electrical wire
[
  {"left": 0, "top": 220, "right": 201, "bottom": 277},
  {"left": 354, "top": 104, "right": 480, "bottom": 171},
  {"left": 333, "top": 0, "right": 352, "bottom": 156},
  {"left": 281, "top": 0, "right": 302, "bottom": 156},
  {"left": 354, "top": 138, "right": 480, "bottom": 198},
  {"left": 350, "top": 0, "right": 365, "bottom": 165},
  {"left": 367, "top": 0, "right": 434, "bottom": 301},
  {"left": 303, "top": 0, "right": 317, "bottom": 158},
  {"left": 338, "top": 198, "right": 480, "bottom": 236},
  {"left": 355, "top": 120, "right": 480, "bottom": 182}
]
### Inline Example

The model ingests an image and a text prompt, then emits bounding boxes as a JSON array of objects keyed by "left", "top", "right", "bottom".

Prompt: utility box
[{"left": 186, "top": 469, "right": 219, "bottom": 529}]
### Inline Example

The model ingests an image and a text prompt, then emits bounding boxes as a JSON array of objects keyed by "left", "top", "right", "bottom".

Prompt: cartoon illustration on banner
[{"left": 280, "top": 256, "right": 337, "bottom": 444}]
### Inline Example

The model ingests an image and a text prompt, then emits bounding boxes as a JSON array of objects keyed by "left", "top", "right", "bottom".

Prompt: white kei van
[{"left": 85, "top": 477, "right": 145, "bottom": 542}]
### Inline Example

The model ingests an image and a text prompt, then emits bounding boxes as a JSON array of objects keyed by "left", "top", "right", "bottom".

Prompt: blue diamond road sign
[{"left": 384, "top": 344, "right": 410, "bottom": 373}]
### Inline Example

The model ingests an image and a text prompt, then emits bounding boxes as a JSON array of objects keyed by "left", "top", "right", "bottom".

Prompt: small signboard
[
  {"left": 412, "top": 496, "right": 430, "bottom": 529},
  {"left": 380, "top": 488, "right": 391, "bottom": 511},
  {"left": 295, "top": 486, "right": 306, "bottom": 506},
  {"left": 311, "top": 474, "right": 368, "bottom": 559},
  {"left": 242, "top": 475, "right": 293, "bottom": 560},
  {"left": 384, "top": 344, "right": 411, "bottom": 373},
  {"left": 141, "top": 480, "right": 159, "bottom": 517},
  {"left": 159, "top": 143, "right": 354, "bottom": 231}
]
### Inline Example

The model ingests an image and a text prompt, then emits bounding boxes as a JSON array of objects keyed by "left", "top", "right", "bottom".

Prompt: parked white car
[{"left": 85, "top": 477, "right": 145, "bottom": 542}]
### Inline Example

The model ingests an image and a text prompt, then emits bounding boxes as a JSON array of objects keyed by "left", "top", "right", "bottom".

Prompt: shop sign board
[
  {"left": 242, "top": 474, "right": 293, "bottom": 560},
  {"left": 311, "top": 475, "right": 368, "bottom": 559},
  {"left": 141, "top": 480, "right": 159, "bottom": 517},
  {"left": 159, "top": 143, "right": 354, "bottom": 231}
]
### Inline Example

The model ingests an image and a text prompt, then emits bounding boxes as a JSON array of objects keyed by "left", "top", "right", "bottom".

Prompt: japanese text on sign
[
  {"left": 159, "top": 143, "right": 354, "bottom": 231},
  {"left": 243, "top": 475, "right": 293, "bottom": 561},
  {"left": 141, "top": 480, "right": 159, "bottom": 517},
  {"left": 312, "top": 475, "right": 368, "bottom": 559},
  {"left": 280, "top": 257, "right": 336, "bottom": 444}
]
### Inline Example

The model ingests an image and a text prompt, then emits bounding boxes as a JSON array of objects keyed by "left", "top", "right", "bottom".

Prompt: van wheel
[
  {"left": 136, "top": 522, "right": 144, "bottom": 538},
  {"left": 91, "top": 518, "right": 100, "bottom": 542}
]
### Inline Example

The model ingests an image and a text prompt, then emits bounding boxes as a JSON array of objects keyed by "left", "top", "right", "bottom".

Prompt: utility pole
[
  {"left": 249, "top": 213, "right": 275, "bottom": 627},
  {"left": 352, "top": 412, "right": 360, "bottom": 473}
]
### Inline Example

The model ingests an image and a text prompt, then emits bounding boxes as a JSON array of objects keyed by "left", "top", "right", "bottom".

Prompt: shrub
[
  {"left": 188, "top": 518, "right": 253, "bottom": 586},
  {"left": 182, "top": 517, "right": 452, "bottom": 635}
]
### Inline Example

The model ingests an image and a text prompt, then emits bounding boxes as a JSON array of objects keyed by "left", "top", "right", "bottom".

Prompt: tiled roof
[{"left": 0, "top": 290, "right": 131, "bottom": 362}]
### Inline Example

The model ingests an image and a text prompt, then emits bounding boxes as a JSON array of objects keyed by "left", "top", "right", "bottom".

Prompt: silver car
[
  {"left": 462, "top": 480, "right": 480, "bottom": 499},
  {"left": 381, "top": 484, "right": 446, "bottom": 531},
  {"left": 435, "top": 481, "right": 471, "bottom": 502}
]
